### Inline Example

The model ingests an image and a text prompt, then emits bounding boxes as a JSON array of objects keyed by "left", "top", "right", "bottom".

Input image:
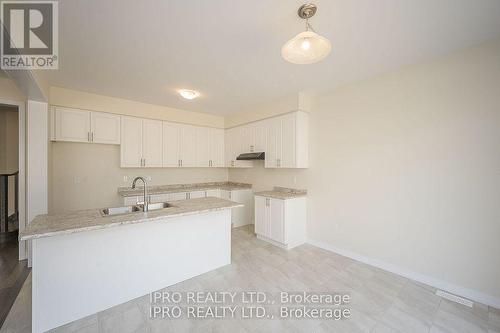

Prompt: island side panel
[{"left": 31, "top": 209, "right": 231, "bottom": 333}]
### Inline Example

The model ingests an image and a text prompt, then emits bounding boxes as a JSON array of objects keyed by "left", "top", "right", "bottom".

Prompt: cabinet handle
[
  {"left": 277, "top": 158, "right": 281, "bottom": 168},
  {"left": 178, "top": 160, "right": 180, "bottom": 167},
  {"left": 91, "top": 132, "right": 94, "bottom": 142},
  {"left": 87, "top": 132, "right": 90, "bottom": 142},
  {"left": 143, "top": 158, "right": 146, "bottom": 167},
  {"left": 250, "top": 145, "right": 254, "bottom": 152},
  {"left": 181, "top": 160, "right": 183, "bottom": 167}
]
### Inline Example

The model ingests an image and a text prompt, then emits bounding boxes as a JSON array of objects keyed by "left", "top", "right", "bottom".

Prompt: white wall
[
  {"left": 0, "top": 77, "right": 25, "bottom": 102},
  {"left": 50, "top": 87, "right": 224, "bottom": 128},
  {"left": 49, "top": 142, "right": 227, "bottom": 213},
  {"left": 229, "top": 38, "right": 500, "bottom": 306}
]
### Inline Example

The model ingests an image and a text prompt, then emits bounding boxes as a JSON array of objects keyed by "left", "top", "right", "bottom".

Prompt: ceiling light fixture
[
  {"left": 281, "top": 4, "right": 332, "bottom": 64},
  {"left": 179, "top": 89, "right": 199, "bottom": 100}
]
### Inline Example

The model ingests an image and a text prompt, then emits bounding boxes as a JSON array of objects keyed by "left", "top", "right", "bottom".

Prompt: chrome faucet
[{"left": 131, "top": 177, "right": 148, "bottom": 212}]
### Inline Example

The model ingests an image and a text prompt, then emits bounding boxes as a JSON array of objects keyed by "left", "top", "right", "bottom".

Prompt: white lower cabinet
[
  {"left": 188, "top": 191, "right": 206, "bottom": 199},
  {"left": 206, "top": 189, "right": 220, "bottom": 198},
  {"left": 221, "top": 189, "right": 253, "bottom": 227},
  {"left": 254, "top": 196, "right": 306, "bottom": 249}
]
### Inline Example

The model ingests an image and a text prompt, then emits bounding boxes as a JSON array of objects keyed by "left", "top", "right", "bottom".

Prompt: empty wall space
[{"left": 229, "top": 39, "right": 500, "bottom": 302}]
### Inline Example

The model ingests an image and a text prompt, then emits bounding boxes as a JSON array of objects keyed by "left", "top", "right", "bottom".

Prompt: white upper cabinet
[
  {"left": 224, "top": 111, "right": 308, "bottom": 169},
  {"left": 195, "top": 126, "right": 211, "bottom": 167},
  {"left": 265, "top": 117, "right": 282, "bottom": 168},
  {"left": 91, "top": 111, "right": 121, "bottom": 145},
  {"left": 142, "top": 119, "right": 163, "bottom": 167},
  {"left": 54, "top": 107, "right": 91, "bottom": 143},
  {"left": 253, "top": 121, "right": 267, "bottom": 153},
  {"left": 225, "top": 127, "right": 253, "bottom": 168},
  {"left": 209, "top": 128, "right": 225, "bottom": 167},
  {"left": 54, "top": 107, "right": 120, "bottom": 144},
  {"left": 121, "top": 117, "right": 162, "bottom": 168},
  {"left": 264, "top": 111, "right": 308, "bottom": 168},
  {"left": 121, "top": 117, "right": 143, "bottom": 167},
  {"left": 179, "top": 124, "right": 197, "bottom": 167},
  {"left": 162, "top": 122, "right": 180, "bottom": 167}
]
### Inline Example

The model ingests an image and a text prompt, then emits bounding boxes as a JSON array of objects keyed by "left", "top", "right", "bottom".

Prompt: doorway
[{"left": 0, "top": 103, "right": 29, "bottom": 328}]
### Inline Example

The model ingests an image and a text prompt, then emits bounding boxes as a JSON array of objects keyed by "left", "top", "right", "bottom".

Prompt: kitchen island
[{"left": 20, "top": 197, "right": 242, "bottom": 333}]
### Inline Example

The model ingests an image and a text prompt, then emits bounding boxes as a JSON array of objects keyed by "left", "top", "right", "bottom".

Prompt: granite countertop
[
  {"left": 20, "top": 197, "right": 243, "bottom": 241},
  {"left": 254, "top": 186, "right": 307, "bottom": 200},
  {"left": 118, "top": 181, "right": 252, "bottom": 197}
]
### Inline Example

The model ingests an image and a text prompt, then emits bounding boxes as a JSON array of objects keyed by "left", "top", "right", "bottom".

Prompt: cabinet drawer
[{"left": 123, "top": 196, "right": 139, "bottom": 206}]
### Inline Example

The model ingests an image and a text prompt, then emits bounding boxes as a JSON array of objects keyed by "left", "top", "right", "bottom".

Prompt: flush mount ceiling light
[
  {"left": 281, "top": 4, "right": 332, "bottom": 64},
  {"left": 178, "top": 89, "right": 199, "bottom": 100}
]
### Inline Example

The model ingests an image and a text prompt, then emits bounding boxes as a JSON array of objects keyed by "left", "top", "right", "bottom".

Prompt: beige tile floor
[{"left": 2, "top": 225, "right": 499, "bottom": 333}]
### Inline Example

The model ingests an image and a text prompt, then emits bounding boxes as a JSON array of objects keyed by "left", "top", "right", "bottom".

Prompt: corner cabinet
[
  {"left": 254, "top": 195, "right": 307, "bottom": 249},
  {"left": 121, "top": 117, "right": 162, "bottom": 167},
  {"left": 265, "top": 111, "right": 308, "bottom": 168},
  {"left": 225, "top": 111, "right": 309, "bottom": 169},
  {"left": 52, "top": 107, "right": 121, "bottom": 145}
]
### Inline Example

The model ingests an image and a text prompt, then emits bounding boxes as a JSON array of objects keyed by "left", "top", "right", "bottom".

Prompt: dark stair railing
[{"left": 0, "top": 171, "right": 18, "bottom": 235}]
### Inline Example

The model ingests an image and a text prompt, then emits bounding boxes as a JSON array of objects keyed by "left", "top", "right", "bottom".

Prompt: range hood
[{"left": 236, "top": 152, "right": 265, "bottom": 160}]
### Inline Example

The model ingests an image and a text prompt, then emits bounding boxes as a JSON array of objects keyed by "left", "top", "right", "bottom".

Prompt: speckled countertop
[
  {"left": 20, "top": 197, "right": 243, "bottom": 241},
  {"left": 254, "top": 187, "right": 307, "bottom": 200},
  {"left": 118, "top": 181, "right": 252, "bottom": 197}
]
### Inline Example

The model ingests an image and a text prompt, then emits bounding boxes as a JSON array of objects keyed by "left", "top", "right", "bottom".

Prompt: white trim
[
  {"left": 307, "top": 238, "right": 500, "bottom": 309},
  {"left": 0, "top": 98, "right": 26, "bottom": 260}
]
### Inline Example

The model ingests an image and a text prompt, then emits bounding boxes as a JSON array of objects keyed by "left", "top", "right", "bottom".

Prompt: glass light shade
[
  {"left": 281, "top": 30, "right": 331, "bottom": 64},
  {"left": 179, "top": 89, "right": 199, "bottom": 100}
]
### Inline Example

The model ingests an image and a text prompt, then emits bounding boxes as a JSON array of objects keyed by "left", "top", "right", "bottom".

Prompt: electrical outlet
[
  {"left": 146, "top": 176, "right": 152, "bottom": 181},
  {"left": 74, "top": 176, "right": 81, "bottom": 184},
  {"left": 123, "top": 176, "right": 128, "bottom": 182}
]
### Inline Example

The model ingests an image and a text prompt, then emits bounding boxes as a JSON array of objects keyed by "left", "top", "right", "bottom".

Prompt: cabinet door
[
  {"left": 225, "top": 128, "right": 236, "bottom": 167},
  {"left": 91, "top": 112, "right": 121, "bottom": 144},
  {"left": 124, "top": 196, "right": 139, "bottom": 206},
  {"left": 142, "top": 119, "right": 163, "bottom": 167},
  {"left": 265, "top": 117, "right": 281, "bottom": 168},
  {"left": 189, "top": 191, "right": 206, "bottom": 199},
  {"left": 55, "top": 107, "right": 91, "bottom": 143},
  {"left": 254, "top": 196, "right": 268, "bottom": 237},
  {"left": 280, "top": 113, "right": 296, "bottom": 168},
  {"left": 240, "top": 125, "right": 254, "bottom": 152},
  {"left": 196, "top": 126, "right": 210, "bottom": 167},
  {"left": 179, "top": 125, "right": 197, "bottom": 167},
  {"left": 206, "top": 189, "right": 220, "bottom": 198},
  {"left": 168, "top": 192, "right": 187, "bottom": 201},
  {"left": 149, "top": 193, "right": 169, "bottom": 203},
  {"left": 209, "top": 128, "right": 225, "bottom": 167},
  {"left": 121, "top": 117, "right": 143, "bottom": 167},
  {"left": 163, "top": 122, "right": 180, "bottom": 167},
  {"left": 253, "top": 121, "right": 267, "bottom": 152},
  {"left": 269, "top": 198, "right": 285, "bottom": 243},
  {"left": 220, "top": 190, "right": 231, "bottom": 200}
]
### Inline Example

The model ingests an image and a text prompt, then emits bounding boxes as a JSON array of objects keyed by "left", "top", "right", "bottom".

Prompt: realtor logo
[{"left": 1, "top": 0, "right": 58, "bottom": 69}]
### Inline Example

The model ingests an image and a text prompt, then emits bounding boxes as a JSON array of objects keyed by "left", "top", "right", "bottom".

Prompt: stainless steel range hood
[{"left": 236, "top": 152, "right": 265, "bottom": 160}]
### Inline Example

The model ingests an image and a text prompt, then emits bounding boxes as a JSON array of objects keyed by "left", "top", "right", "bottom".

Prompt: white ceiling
[{"left": 48, "top": 0, "right": 500, "bottom": 116}]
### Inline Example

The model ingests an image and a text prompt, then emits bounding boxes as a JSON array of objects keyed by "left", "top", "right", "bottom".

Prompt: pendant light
[{"left": 281, "top": 4, "right": 332, "bottom": 64}]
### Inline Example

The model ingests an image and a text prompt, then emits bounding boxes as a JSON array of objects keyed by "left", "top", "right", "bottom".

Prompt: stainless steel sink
[
  {"left": 101, "top": 206, "right": 142, "bottom": 216},
  {"left": 101, "top": 202, "right": 174, "bottom": 216}
]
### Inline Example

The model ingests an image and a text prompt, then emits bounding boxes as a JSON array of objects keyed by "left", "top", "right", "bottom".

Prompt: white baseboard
[{"left": 307, "top": 238, "right": 500, "bottom": 309}]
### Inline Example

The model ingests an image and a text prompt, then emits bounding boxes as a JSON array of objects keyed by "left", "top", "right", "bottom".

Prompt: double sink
[{"left": 101, "top": 202, "right": 174, "bottom": 216}]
